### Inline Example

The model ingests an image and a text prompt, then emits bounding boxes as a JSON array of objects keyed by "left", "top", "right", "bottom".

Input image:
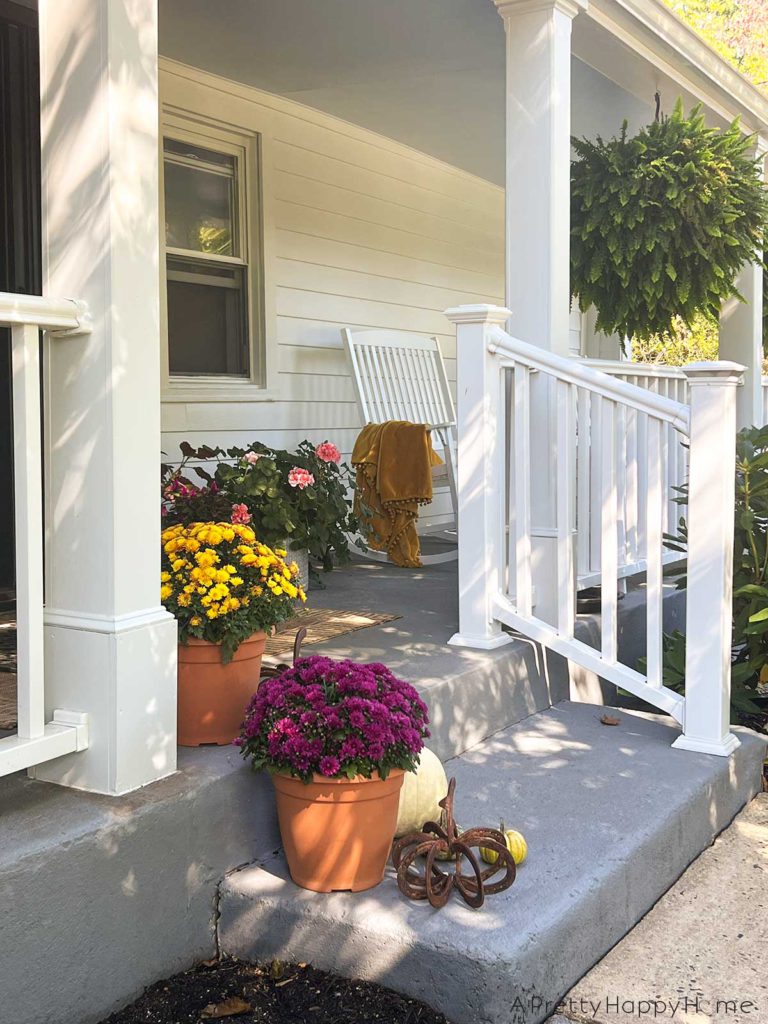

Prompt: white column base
[
  {"left": 31, "top": 608, "right": 177, "bottom": 794},
  {"left": 671, "top": 732, "right": 741, "bottom": 757},
  {"left": 448, "top": 630, "right": 515, "bottom": 650}
]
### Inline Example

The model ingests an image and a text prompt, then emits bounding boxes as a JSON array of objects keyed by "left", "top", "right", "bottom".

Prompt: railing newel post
[
  {"left": 673, "top": 361, "right": 745, "bottom": 757},
  {"left": 445, "top": 304, "right": 514, "bottom": 649}
]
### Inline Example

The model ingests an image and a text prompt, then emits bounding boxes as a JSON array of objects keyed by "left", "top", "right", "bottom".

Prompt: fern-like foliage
[{"left": 571, "top": 99, "right": 768, "bottom": 340}]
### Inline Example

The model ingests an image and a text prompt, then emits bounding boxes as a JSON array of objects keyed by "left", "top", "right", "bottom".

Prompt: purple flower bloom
[
  {"left": 236, "top": 656, "right": 429, "bottom": 782},
  {"left": 318, "top": 756, "right": 340, "bottom": 777}
]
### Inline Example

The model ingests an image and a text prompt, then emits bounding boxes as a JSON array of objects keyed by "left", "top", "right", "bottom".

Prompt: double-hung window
[{"left": 163, "top": 129, "right": 259, "bottom": 382}]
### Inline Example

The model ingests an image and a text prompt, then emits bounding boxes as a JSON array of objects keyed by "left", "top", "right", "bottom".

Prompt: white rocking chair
[{"left": 342, "top": 327, "right": 458, "bottom": 565}]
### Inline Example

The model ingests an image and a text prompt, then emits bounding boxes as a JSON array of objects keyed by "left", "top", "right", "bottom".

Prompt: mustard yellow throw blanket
[{"left": 352, "top": 421, "right": 443, "bottom": 568}]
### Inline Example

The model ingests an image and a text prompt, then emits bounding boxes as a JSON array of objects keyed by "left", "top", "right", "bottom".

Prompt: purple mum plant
[{"left": 237, "top": 655, "right": 430, "bottom": 783}]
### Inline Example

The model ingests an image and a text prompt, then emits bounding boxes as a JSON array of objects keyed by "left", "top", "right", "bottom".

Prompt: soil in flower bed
[{"left": 100, "top": 957, "right": 452, "bottom": 1024}]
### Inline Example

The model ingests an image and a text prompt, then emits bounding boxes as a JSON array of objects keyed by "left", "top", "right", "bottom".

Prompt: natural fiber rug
[
  {"left": 264, "top": 607, "right": 400, "bottom": 660},
  {"left": 0, "top": 672, "right": 16, "bottom": 731}
]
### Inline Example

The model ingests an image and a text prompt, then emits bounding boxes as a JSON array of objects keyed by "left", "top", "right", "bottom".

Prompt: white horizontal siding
[{"left": 160, "top": 59, "right": 502, "bottom": 531}]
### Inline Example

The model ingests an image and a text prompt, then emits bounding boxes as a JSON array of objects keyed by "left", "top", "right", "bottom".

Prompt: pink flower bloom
[
  {"left": 288, "top": 467, "right": 315, "bottom": 489},
  {"left": 231, "top": 503, "right": 251, "bottom": 525},
  {"left": 315, "top": 442, "right": 341, "bottom": 465},
  {"left": 243, "top": 451, "right": 261, "bottom": 465}
]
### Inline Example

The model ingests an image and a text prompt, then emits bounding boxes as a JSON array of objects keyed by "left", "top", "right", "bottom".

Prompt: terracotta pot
[
  {"left": 177, "top": 632, "right": 266, "bottom": 746},
  {"left": 273, "top": 769, "right": 405, "bottom": 892}
]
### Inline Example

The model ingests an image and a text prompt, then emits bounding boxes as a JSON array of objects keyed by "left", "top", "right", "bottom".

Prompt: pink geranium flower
[
  {"left": 315, "top": 441, "right": 341, "bottom": 465},
  {"left": 231, "top": 503, "right": 252, "bottom": 525},
  {"left": 288, "top": 467, "right": 315, "bottom": 489},
  {"left": 243, "top": 451, "right": 261, "bottom": 465}
]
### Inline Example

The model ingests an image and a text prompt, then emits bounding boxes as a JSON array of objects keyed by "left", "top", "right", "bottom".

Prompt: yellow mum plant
[{"left": 161, "top": 522, "right": 306, "bottom": 662}]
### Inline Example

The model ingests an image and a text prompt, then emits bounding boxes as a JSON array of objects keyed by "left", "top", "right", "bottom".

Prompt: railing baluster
[
  {"left": 11, "top": 323, "right": 45, "bottom": 740},
  {"left": 616, "top": 403, "right": 628, "bottom": 580},
  {"left": 589, "top": 391, "right": 602, "bottom": 574},
  {"left": 506, "top": 369, "right": 515, "bottom": 596},
  {"left": 600, "top": 396, "right": 619, "bottom": 662},
  {"left": 576, "top": 387, "right": 590, "bottom": 580},
  {"left": 636, "top": 410, "right": 648, "bottom": 564},
  {"left": 625, "top": 404, "right": 639, "bottom": 566},
  {"left": 514, "top": 364, "right": 532, "bottom": 617},
  {"left": 645, "top": 417, "right": 665, "bottom": 688},
  {"left": 556, "top": 381, "right": 575, "bottom": 636}
]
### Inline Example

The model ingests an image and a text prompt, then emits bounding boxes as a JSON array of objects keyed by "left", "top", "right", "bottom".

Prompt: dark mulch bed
[{"left": 100, "top": 958, "right": 451, "bottom": 1024}]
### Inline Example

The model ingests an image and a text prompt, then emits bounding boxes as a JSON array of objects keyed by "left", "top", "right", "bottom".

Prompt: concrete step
[{"left": 218, "top": 701, "right": 766, "bottom": 1024}]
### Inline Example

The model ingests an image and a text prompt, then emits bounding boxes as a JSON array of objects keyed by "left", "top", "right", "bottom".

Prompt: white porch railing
[
  {"left": 577, "top": 360, "right": 689, "bottom": 586},
  {"left": 447, "top": 305, "right": 742, "bottom": 757},
  {"left": 0, "top": 293, "right": 91, "bottom": 777}
]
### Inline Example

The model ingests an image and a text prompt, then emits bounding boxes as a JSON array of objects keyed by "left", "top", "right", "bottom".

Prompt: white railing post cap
[
  {"left": 444, "top": 304, "right": 512, "bottom": 326},
  {"left": 683, "top": 361, "right": 745, "bottom": 386}
]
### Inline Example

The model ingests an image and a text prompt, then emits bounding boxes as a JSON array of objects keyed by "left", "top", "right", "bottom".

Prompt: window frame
[{"left": 160, "top": 112, "right": 271, "bottom": 400}]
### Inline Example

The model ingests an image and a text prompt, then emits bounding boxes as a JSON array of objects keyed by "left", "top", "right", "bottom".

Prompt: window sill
[{"left": 162, "top": 379, "right": 278, "bottom": 403}]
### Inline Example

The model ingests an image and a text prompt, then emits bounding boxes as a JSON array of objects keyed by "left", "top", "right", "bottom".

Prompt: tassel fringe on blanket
[{"left": 352, "top": 421, "right": 442, "bottom": 568}]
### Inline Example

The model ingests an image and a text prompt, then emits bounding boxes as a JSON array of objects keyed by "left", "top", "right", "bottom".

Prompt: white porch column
[
  {"left": 718, "top": 139, "right": 766, "bottom": 429},
  {"left": 34, "top": 0, "right": 177, "bottom": 794},
  {"left": 494, "top": 0, "right": 586, "bottom": 624}
]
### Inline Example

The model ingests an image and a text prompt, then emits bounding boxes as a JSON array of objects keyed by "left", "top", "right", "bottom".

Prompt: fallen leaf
[
  {"left": 600, "top": 713, "right": 621, "bottom": 726},
  {"left": 200, "top": 996, "right": 252, "bottom": 1019},
  {"left": 274, "top": 977, "right": 295, "bottom": 988},
  {"left": 199, "top": 958, "right": 219, "bottom": 968}
]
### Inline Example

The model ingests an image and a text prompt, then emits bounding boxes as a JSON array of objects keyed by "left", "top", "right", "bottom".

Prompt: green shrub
[{"left": 660, "top": 426, "right": 768, "bottom": 729}]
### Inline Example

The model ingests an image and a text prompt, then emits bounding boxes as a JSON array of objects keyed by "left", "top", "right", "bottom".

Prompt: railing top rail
[
  {"left": 582, "top": 358, "right": 687, "bottom": 380},
  {"left": 488, "top": 325, "right": 691, "bottom": 435},
  {"left": 0, "top": 292, "right": 92, "bottom": 335}
]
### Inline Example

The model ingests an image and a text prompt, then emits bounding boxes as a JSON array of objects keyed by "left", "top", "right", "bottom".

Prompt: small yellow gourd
[
  {"left": 395, "top": 748, "right": 448, "bottom": 837},
  {"left": 480, "top": 822, "right": 528, "bottom": 866}
]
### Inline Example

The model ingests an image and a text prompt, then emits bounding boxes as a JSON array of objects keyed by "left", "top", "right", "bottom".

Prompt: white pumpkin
[{"left": 395, "top": 748, "right": 448, "bottom": 837}]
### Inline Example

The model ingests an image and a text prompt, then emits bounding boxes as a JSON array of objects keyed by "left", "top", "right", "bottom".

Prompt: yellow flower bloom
[{"left": 162, "top": 522, "right": 303, "bottom": 633}]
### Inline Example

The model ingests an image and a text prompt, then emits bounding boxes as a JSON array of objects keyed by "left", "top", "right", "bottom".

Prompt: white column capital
[
  {"left": 444, "top": 304, "right": 512, "bottom": 326},
  {"left": 683, "top": 361, "right": 746, "bottom": 387},
  {"left": 494, "top": 0, "right": 588, "bottom": 22}
]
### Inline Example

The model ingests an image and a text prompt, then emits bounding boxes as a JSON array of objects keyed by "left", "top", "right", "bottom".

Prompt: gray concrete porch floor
[{"left": 219, "top": 702, "right": 767, "bottom": 1024}]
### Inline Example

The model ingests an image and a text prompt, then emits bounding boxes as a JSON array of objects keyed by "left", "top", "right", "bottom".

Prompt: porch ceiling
[
  {"left": 158, "top": 0, "right": 508, "bottom": 183},
  {"left": 158, "top": 0, "right": 768, "bottom": 184}
]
